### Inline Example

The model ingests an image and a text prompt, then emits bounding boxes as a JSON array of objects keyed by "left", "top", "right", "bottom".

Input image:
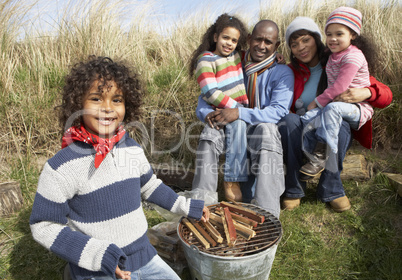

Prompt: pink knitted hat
[{"left": 325, "top": 6, "right": 362, "bottom": 35}]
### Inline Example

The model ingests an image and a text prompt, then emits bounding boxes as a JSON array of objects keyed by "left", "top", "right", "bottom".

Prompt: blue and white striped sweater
[{"left": 29, "top": 135, "right": 204, "bottom": 280}]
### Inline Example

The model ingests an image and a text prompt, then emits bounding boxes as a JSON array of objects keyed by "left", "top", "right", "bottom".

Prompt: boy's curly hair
[
  {"left": 189, "top": 13, "right": 249, "bottom": 76},
  {"left": 58, "top": 56, "right": 143, "bottom": 132}
]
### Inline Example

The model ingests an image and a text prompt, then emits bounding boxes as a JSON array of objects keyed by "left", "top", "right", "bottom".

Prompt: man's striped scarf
[{"left": 243, "top": 51, "right": 277, "bottom": 109}]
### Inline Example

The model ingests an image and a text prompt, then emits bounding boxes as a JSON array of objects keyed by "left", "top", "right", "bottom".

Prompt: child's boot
[
  {"left": 300, "top": 142, "right": 328, "bottom": 177},
  {"left": 282, "top": 197, "right": 301, "bottom": 210},
  {"left": 223, "top": 181, "right": 242, "bottom": 202}
]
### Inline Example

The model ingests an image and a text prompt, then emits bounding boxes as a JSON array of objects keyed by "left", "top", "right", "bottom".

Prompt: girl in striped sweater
[
  {"left": 299, "top": 7, "right": 380, "bottom": 179},
  {"left": 30, "top": 56, "right": 209, "bottom": 280},
  {"left": 189, "top": 14, "right": 249, "bottom": 202}
]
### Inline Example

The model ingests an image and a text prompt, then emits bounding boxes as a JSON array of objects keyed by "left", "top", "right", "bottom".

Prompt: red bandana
[{"left": 61, "top": 124, "right": 126, "bottom": 168}]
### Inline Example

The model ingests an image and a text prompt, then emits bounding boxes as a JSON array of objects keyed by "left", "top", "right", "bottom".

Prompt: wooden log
[
  {"left": 220, "top": 201, "right": 265, "bottom": 224},
  {"left": 308, "top": 154, "right": 371, "bottom": 183},
  {"left": 219, "top": 208, "right": 234, "bottom": 247},
  {"left": 182, "top": 218, "right": 210, "bottom": 249},
  {"left": 223, "top": 207, "right": 237, "bottom": 244},
  {"left": 231, "top": 219, "right": 256, "bottom": 240},
  {"left": 151, "top": 165, "right": 194, "bottom": 191},
  {"left": 209, "top": 212, "right": 255, "bottom": 240},
  {"left": 0, "top": 182, "right": 23, "bottom": 217},
  {"left": 215, "top": 208, "right": 257, "bottom": 228},
  {"left": 189, "top": 218, "right": 217, "bottom": 247},
  {"left": 341, "top": 154, "right": 371, "bottom": 181},
  {"left": 201, "top": 220, "right": 223, "bottom": 244}
]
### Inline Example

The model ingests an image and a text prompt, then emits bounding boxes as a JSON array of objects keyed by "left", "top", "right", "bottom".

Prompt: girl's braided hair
[
  {"left": 57, "top": 56, "right": 143, "bottom": 133},
  {"left": 189, "top": 13, "right": 249, "bottom": 76}
]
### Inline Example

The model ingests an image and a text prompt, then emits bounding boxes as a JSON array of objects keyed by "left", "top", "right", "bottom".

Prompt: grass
[
  {"left": 1, "top": 163, "right": 401, "bottom": 280},
  {"left": 273, "top": 175, "right": 402, "bottom": 280},
  {"left": 0, "top": 0, "right": 401, "bottom": 279}
]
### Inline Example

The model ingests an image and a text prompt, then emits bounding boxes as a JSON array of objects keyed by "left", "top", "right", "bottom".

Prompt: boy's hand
[
  {"left": 200, "top": 205, "right": 210, "bottom": 222},
  {"left": 276, "top": 53, "right": 286, "bottom": 64},
  {"left": 115, "top": 266, "right": 131, "bottom": 280},
  {"left": 307, "top": 100, "right": 318, "bottom": 111}
]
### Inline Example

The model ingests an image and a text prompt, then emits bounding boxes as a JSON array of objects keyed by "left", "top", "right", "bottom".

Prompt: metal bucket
[
  {"left": 179, "top": 241, "right": 278, "bottom": 280},
  {"left": 177, "top": 203, "right": 281, "bottom": 280}
]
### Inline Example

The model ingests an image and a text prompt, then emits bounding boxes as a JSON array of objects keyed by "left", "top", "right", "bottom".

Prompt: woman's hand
[
  {"left": 200, "top": 205, "right": 210, "bottom": 222},
  {"left": 115, "top": 266, "right": 131, "bottom": 280},
  {"left": 307, "top": 100, "right": 318, "bottom": 111},
  {"left": 333, "top": 87, "right": 371, "bottom": 103}
]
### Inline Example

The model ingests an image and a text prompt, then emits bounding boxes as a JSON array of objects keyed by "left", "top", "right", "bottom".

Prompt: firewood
[
  {"left": 232, "top": 220, "right": 256, "bottom": 240},
  {"left": 220, "top": 201, "right": 265, "bottom": 224},
  {"left": 189, "top": 218, "right": 217, "bottom": 247},
  {"left": 182, "top": 218, "right": 210, "bottom": 249},
  {"left": 219, "top": 208, "right": 235, "bottom": 247},
  {"left": 201, "top": 220, "right": 223, "bottom": 243},
  {"left": 209, "top": 212, "right": 255, "bottom": 240},
  {"left": 215, "top": 208, "right": 257, "bottom": 228},
  {"left": 223, "top": 207, "right": 237, "bottom": 244}
]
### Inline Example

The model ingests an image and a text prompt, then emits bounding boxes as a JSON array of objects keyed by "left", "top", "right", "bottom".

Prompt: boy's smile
[{"left": 82, "top": 80, "right": 125, "bottom": 138}]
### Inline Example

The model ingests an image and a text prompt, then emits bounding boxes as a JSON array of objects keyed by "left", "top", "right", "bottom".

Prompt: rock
[
  {"left": 0, "top": 181, "right": 24, "bottom": 217},
  {"left": 383, "top": 173, "right": 402, "bottom": 197}
]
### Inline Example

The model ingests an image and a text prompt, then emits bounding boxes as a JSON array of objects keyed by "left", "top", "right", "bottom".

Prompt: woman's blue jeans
[{"left": 278, "top": 113, "right": 352, "bottom": 202}]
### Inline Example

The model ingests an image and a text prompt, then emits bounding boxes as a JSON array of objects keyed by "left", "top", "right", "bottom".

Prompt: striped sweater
[
  {"left": 316, "top": 44, "right": 373, "bottom": 129},
  {"left": 29, "top": 134, "right": 204, "bottom": 280},
  {"left": 195, "top": 51, "right": 248, "bottom": 109}
]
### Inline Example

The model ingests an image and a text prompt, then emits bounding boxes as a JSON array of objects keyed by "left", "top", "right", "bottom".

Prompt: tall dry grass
[{"left": 0, "top": 0, "right": 401, "bottom": 196}]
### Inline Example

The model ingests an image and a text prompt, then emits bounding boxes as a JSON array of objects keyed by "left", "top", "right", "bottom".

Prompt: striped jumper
[
  {"left": 195, "top": 51, "right": 248, "bottom": 109},
  {"left": 29, "top": 134, "right": 204, "bottom": 280}
]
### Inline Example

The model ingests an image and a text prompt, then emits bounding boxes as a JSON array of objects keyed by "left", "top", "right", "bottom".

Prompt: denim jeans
[
  {"left": 300, "top": 102, "right": 360, "bottom": 154},
  {"left": 224, "top": 119, "right": 248, "bottom": 182},
  {"left": 278, "top": 113, "right": 352, "bottom": 202},
  {"left": 192, "top": 122, "right": 285, "bottom": 218},
  {"left": 85, "top": 255, "right": 180, "bottom": 280}
]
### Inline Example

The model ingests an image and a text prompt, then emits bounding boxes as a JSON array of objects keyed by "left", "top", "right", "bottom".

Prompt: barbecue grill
[{"left": 177, "top": 202, "right": 282, "bottom": 280}]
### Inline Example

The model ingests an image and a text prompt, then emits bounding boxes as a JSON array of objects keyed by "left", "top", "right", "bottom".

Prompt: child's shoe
[
  {"left": 300, "top": 142, "right": 328, "bottom": 177},
  {"left": 299, "top": 173, "right": 314, "bottom": 182},
  {"left": 329, "top": 196, "right": 351, "bottom": 212},
  {"left": 282, "top": 197, "right": 301, "bottom": 210},
  {"left": 223, "top": 181, "right": 242, "bottom": 202}
]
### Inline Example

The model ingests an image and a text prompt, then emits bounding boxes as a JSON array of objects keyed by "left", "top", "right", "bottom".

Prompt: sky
[
  {"left": 23, "top": 0, "right": 266, "bottom": 37},
  {"left": 24, "top": 0, "right": 399, "bottom": 38}
]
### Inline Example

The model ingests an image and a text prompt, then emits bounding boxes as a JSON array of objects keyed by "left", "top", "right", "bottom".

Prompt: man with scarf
[{"left": 192, "top": 20, "right": 294, "bottom": 219}]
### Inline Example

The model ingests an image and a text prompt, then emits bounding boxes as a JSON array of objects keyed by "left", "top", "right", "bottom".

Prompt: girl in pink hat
[{"left": 298, "top": 7, "right": 380, "bottom": 187}]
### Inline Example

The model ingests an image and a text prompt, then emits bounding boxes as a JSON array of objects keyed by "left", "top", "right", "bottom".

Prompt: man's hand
[
  {"left": 205, "top": 111, "right": 217, "bottom": 128},
  {"left": 276, "top": 53, "right": 286, "bottom": 64},
  {"left": 333, "top": 87, "right": 371, "bottom": 103},
  {"left": 211, "top": 108, "right": 239, "bottom": 128},
  {"left": 205, "top": 108, "right": 239, "bottom": 130},
  {"left": 307, "top": 100, "right": 318, "bottom": 111},
  {"left": 115, "top": 266, "right": 131, "bottom": 280}
]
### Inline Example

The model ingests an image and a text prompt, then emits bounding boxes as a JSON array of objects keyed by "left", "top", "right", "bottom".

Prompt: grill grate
[{"left": 178, "top": 203, "right": 282, "bottom": 257}]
